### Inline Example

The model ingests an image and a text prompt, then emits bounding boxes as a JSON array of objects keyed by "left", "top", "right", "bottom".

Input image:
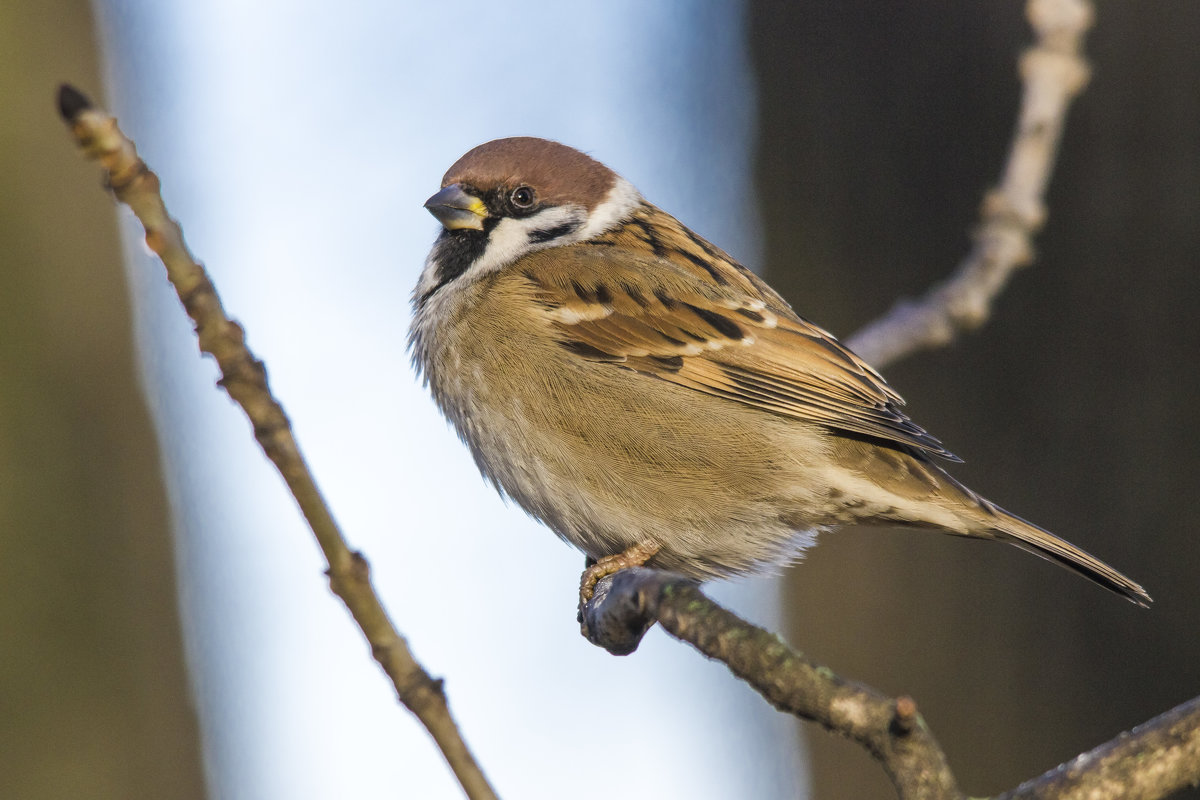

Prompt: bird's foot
[{"left": 578, "top": 540, "right": 662, "bottom": 607}]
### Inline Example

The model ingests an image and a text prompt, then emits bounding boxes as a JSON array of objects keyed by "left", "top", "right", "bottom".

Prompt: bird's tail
[{"left": 981, "top": 503, "right": 1152, "bottom": 607}]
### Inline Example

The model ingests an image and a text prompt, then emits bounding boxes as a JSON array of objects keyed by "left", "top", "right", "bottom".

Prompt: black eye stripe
[{"left": 473, "top": 186, "right": 542, "bottom": 218}]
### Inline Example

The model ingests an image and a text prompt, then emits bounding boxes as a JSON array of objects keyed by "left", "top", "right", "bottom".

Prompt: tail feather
[{"left": 986, "top": 505, "right": 1152, "bottom": 607}]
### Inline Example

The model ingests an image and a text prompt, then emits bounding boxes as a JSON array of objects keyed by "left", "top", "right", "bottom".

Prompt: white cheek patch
[
  {"left": 478, "top": 177, "right": 643, "bottom": 277},
  {"left": 418, "top": 175, "right": 644, "bottom": 292},
  {"left": 473, "top": 216, "right": 541, "bottom": 275},
  {"left": 470, "top": 205, "right": 587, "bottom": 275}
]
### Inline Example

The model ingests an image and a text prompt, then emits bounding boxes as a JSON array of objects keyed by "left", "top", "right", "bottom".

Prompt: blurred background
[{"left": 2, "top": 1, "right": 1197, "bottom": 799}]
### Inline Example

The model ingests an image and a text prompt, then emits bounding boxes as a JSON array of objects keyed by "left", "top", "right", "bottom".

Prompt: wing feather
[{"left": 516, "top": 227, "right": 958, "bottom": 460}]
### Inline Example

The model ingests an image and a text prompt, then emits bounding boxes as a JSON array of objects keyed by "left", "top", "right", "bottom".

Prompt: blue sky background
[{"left": 94, "top": 2, "right": 808, "bottom": 797}]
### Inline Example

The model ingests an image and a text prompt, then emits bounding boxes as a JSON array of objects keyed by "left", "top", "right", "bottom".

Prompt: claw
[{"left": 579, "top": 540, "right": 662, "bottom": 605}]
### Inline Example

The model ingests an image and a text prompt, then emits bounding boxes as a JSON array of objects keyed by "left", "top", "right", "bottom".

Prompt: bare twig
[
  {"left": 56, "top": 84, "right": 499, "bottom": 800},
  {"left": 847, "top": 0, "right": 1094, "bottom": 368},
  {"left": 58, "top": 2, "right": 1193, "bottom": 799},
  {"left": 996, "top": 695, "right": 1200, "bottom": 800},
  {"left": 583, "top": 570, "right": 961, "bottom": 800},
  {"left": 580, "top": 1, "right": 1200, "bottom": 797},
  {"left": 583, "top": 572, "right": 1200, "bottom": 800}
]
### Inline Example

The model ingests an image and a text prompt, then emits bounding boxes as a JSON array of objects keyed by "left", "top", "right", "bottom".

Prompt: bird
[{"left": 408, "top": 136, "right": 1150, "bottom": 609}]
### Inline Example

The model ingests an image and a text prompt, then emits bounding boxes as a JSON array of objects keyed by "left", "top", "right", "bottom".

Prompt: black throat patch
[{"left": 418, "top": 221, "right": 497, "bottom": 305}]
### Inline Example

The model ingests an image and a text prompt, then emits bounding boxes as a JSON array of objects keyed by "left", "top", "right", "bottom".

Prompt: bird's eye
[{"left": 510, "top": 186, "right": 535, "bottom": 209}]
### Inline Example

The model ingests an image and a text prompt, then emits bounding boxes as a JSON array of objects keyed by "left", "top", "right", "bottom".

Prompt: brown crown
[{"left": 442, "top": 137, "right": 617, "bottom": 211}]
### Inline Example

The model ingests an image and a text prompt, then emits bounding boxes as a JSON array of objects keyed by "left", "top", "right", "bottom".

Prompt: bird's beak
[{"left": 424, "top": 183, "right": 487, "bottom": 231}]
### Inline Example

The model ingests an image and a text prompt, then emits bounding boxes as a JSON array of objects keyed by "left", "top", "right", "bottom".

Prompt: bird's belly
[{"left": 443, "top": 347, "right": 832, "bottom": 578}]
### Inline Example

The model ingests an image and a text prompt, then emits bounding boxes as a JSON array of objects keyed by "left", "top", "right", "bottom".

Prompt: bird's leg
[{"left": 579, "top": 540, "right": 662, "bottom": 604}]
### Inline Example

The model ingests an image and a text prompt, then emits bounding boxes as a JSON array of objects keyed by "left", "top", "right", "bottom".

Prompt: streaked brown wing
[{"left": 516, "top": 225, "right": 958, "bottom": 461}]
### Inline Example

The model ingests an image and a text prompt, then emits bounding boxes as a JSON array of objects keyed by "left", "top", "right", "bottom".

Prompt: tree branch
[
  {"left": 583, "top": 570, "right": 961, "bottom": 799},
  {"left": 847, "top": 0, "right": 1094, "bottom": 369},
  {"left": 58, "top": 2, "right": 1195, "bottom": 799},
  {"left": 582, "top": 571, "right": 1200, "bottom": 800},
  {"left": 56, "top": 84, "right": 499, "bottom": 800},
  {"left": 997, "top": 695, "right": 1200, "bottom": 800},
  {"left": 579, "top": 1, "right": 1200, "bottom": 797}
]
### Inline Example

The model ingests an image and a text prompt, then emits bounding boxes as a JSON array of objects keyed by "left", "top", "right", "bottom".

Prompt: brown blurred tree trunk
[
  {"left": 749, "top": 2, "right": 1200, "bottom": 798},
  {"left": 0, "top": 2, "right": 207, "bottom": 797}
]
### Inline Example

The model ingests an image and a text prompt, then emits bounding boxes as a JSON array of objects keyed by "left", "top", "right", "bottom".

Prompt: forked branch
[
  {"left": 582, "top": 570, "right": 959, "bottom": 798},
  {"left": 58, "top": 1, "right": 1197, "bottom": 798},
  {"left": 578, "top": 0, "right": 1200, "bottom": 797},
  {"left": 581, "top": 571, "right": 1200, "bottom": 800}
]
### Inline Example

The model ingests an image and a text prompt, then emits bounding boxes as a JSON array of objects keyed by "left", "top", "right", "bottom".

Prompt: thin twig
[
  {"left": 583, "top": 570, "right": 962, "bottom": 800},
  {"left": 56, "top": 84, "right": 499, "bottom": 800},
  {"left": 847, "top": 0, "right": 1094, "bottom": 368}
]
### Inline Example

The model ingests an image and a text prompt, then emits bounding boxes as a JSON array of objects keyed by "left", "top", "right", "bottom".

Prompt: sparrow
[{"left": 408, "top": 136, "right": 1150, "bottom": 609}]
